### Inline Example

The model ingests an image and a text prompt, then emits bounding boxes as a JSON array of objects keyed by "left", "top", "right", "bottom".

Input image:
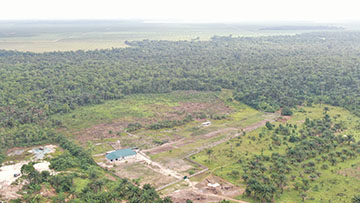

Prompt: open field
[
  {"left": 54, "top": 90, "right": 265, "bottom": 148},
  {"left": 0, "top": 21, "right": 324, "bottom": 52},
  {"left": 2, "top": 22, "right": 360, "bottom": 202},
  {"left": 2, "top": 88, "right": 359, "bottom": 202},
  {"left": 29, "top": 90, "right": 360, "bottom": 202},
  {"left": 51, "top": 90, "right": 285, "bottom": 201}
]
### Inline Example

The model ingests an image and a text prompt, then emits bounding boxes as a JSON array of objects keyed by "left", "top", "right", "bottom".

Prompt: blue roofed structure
[{"left": 106, "top": 148, "right": 137, "bottom": 161}]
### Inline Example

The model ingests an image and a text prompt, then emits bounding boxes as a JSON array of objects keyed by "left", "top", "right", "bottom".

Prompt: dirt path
[
  {"left": 137, "top": 152, "right": 183, "bottom": 179},
  {"left": 156, "top": 113, "right": 281, "bottom": 202},
  {"left": 203, "top": 127, "right": 238, "bottom": 137},
  {"left": 144, "top": 127, "right": 239, "bottom": 156},
  {"left": 143, "top": 138, "right": 187, "bottom": 154},
  {"left": 101, "top": 113, "right": 281, "bottom": 202},
  {"left": 243, "top": 114, "right": 279, "bottom": 132}
]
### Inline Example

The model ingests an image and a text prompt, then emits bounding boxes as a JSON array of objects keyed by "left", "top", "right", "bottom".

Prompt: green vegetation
[
  {"left": 1, "top": 33, "right": 359, "bottom": 136},
  {"left": 17, "top": 161, "right": 172, "bottom": 203},
  {"left": 0, "top": 30, "right": 359, "bottom": 202},
  {"left": 193, "top": 106, "right": 360, "bottom": 202}
]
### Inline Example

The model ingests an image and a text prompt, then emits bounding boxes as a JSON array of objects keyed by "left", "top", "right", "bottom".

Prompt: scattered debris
[
  {"left": 202, "top": 121, "right": 211, "bottom": 127},
  {"left": 0, "top": 145, "right": 58, "bottom": 200},
  {"left": 207, "top": 182, "right": 220, "bottom": 187},
  {"left": 29, "top": 145, "right": 57, "bottom": 160}
]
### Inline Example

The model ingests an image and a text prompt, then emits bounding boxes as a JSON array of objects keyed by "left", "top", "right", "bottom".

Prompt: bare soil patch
[
  {"left": 168, "top": 188, "right": 223, "bottom": 203},
  {"left": 72, "top": 100, "right": 232, "bottom": 145},
  {"left": 276, "top": 116, "right": 292, "bottom": 123},
  {"left": 144, "top": 138, "right": 186, "bottom": 154},
  {"left": 195, "top": 175, "right": 244, "bottom": 197},
  {"left": 338, "top": 165, "right": 360, "bottom": 179},
  {"left": 0, "top": 161, "right": 27, "bottom": 200},
  {"left": 168, "top": 101, "right": 233, "bottom": 120},
  {"left": 73, "top": 122, "right": 126, "bottom": 144},
  {"left": 113, "top": 162, "right": 177, "bottom": 188},
  {"left": 145, "top": 128, "right": 237, "bottom": 155},
  {"left": 40, "top": 185, "right": 56, "bottom": 198},
  {"left": 160, "top": 159, "right": 194, "bottom": 173},
  {"left": 203, "top": 128, "right": 237, "bottom": 138}
]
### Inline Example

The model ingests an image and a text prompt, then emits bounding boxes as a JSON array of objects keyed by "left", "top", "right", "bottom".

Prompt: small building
[{"left": 106, "top": 148, "right": 137, "bottom": 162}]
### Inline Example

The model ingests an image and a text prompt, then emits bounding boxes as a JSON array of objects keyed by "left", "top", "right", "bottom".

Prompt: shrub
[{"left": 281, "top": 108, "right": 293, "bottom": 116}]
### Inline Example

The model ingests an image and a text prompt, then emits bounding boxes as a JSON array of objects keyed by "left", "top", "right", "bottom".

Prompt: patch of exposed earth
[
  {"left": 112, "top": 162, "right": 177, "bottom": 188},
  {"left": 169, "top": 188, "right": 224, "bottom": 203},
  {"left": 195, "top": 175, "right": 244, "bottom": 197},
  {"left": 71, "top": 100, "right": 233, "bottom": 145},
  {"left": 338, "top": 165, "right": 360, "bottom": 179},
  {"left": 0, "top": 145, "right": 57, "bottom": 201},
  {"left": 144, "top": 128, "right": 238, "bottom": 155},
  {"left": 0, "top": 160, "right": 55, "bottom": 201}
]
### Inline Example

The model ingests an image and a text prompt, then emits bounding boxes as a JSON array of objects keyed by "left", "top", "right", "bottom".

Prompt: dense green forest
[
  {"left": 1, "top": 32, "right": 359, "bottom": 132},
  {"left": 0, "top": 32, "right": 360, "bottom": 202}
]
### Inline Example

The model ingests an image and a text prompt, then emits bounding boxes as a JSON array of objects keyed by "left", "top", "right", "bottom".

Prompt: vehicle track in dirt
[{"left": 155, "top": 113, "right": 281, "bottom": 202}]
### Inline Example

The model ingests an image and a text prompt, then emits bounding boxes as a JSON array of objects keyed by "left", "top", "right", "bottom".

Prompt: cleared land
[
  {"left": 0, "top": 145, "right": 57, "bottom": 200},
  {"left": 51, "top": 90, "right": 281, "bottom": 202},
  {"left": 3, "top": 90, "right": 359, "bottom": 202},
  {"left": 0, "top": 21, "right": 313, "bottom": 52}
]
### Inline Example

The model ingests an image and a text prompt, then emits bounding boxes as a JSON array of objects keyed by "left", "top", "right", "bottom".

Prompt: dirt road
[
  {"left": 102, "top": 113, "right": 281, "bottom": 203},
  {"left": 156, "top": 113, "right": 281, "bottom": 202}
]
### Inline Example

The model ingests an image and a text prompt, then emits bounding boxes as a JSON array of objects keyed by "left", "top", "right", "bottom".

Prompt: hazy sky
[{"left": 1, "top": 0, "right": 360, "bottom": 22}]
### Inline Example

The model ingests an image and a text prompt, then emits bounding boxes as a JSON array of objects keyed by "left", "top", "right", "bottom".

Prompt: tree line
[{"left": 1, "top": 32, "right": 359, "bottom": 130}]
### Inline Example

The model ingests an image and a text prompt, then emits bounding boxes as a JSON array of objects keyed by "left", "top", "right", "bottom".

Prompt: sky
[{"left": 1, "top": 0, "right": 360, "bottom": 23}]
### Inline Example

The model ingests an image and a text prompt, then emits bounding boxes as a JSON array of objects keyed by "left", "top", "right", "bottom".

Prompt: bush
[
  {"left": 50, "top": 152, "right": 79, "bottom": 171},
  {"left": 352, "top": 195, "right": 360, "bottom": 203},
  {"left": 281, "top": 108, "right": 293, "bottom": 116}
]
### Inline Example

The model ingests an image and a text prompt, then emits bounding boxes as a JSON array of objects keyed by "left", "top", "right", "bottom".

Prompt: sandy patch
[
  {"left": 0, "top": 161, "right": 27, "bottom": 188},
  {"left": 0, "top": 145, "right": 58, "bottom": 200}
]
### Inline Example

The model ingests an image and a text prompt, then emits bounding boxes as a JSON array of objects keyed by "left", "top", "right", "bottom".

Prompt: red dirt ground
[{"left": 72, "top": 100, "right": 233, "bottom": 145}]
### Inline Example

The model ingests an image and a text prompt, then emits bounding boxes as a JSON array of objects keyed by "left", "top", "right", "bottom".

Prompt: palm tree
[
  {"left": 352, "top": 195, "right": 360, "bottom": 203},
  {"left": 330, "top": 158, "right": 337, "bottom": 166},
  {"left": 206, "top": 149, "right": 213, "bottom": 162},
  {"left": 346, "top": 135, "right": 355, "bottom": 145}
]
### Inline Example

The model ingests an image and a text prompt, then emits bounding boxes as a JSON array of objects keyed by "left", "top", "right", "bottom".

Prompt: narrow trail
[
  {"left": 100, "top": 113, "right": 281, "bottom": 202},
  {"left": 137, "top": 151, "right": 183, "bottom": 179},
  {"left": 143, "top": 127, "right": 238, "bottom": 155}
]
